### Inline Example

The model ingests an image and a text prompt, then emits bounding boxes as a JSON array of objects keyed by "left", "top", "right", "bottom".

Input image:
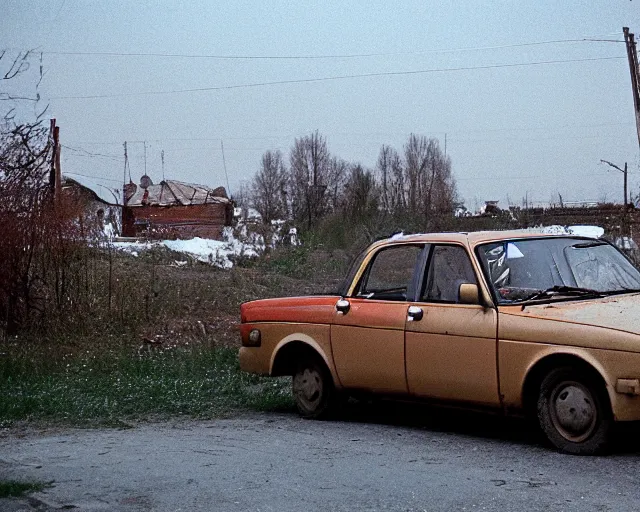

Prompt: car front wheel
[
  {"left": 537, "top": 366, "right": 612, "bottom": 455},
  {"left": 292, "top": 356, "right": 335, "bottom": 419}
]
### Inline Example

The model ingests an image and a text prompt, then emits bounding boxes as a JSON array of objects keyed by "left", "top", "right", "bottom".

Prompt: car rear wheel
[
  {"left": 537, "top": 366, "right": 612, "bottom": 455},
  {"left": 292, "top": 356, "right": 335, "bottom": 419}
]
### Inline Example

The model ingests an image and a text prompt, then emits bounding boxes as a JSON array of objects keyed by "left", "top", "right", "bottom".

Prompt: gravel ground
[{"left": 1, "top": 405, "right": 639, "bottom": 511}]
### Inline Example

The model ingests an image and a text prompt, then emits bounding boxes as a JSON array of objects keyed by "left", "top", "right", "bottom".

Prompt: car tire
[
  {"left": 537, "top": 366, "right": 612, "bottom": 455},
  {"left": 292, "top": 355, "right": 335, "bottom": 419}
]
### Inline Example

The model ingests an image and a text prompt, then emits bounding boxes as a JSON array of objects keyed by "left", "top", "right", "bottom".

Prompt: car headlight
[{"left": 245, "top": 329, "right": 261, "bottom": 347}]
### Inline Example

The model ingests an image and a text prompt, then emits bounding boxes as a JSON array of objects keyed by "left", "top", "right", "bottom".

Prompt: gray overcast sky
[{"left": 2, "top": 0, "right": 639, "bottom": 210}]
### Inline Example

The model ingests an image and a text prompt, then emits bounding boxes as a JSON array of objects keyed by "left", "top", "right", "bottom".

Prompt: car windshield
[
  {"left": 477, "top": 237, "right": 640, "bottom": 304},
  {"left": 337, "top": 247, "right": 370, "bottom": 296}
]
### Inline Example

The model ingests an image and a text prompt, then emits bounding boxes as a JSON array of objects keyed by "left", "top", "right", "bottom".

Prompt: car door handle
[
  {"left": 407, "top": 306, "right": 423, "bottom": 321},
  {"left": 336, "top": 299, "right": 350, "bottom": 314}
]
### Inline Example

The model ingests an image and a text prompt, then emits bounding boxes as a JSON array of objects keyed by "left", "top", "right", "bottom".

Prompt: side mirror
[{"left": 459, "top": 283, "right": 480, "bottom": 305}]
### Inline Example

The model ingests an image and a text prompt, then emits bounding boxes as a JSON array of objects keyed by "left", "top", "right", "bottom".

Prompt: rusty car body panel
[{"left": 239, "top": 231, "right": 640, "bottom": 426}]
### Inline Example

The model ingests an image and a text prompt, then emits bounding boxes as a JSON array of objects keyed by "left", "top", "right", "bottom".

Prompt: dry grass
[{"left": 0, "top": 246, "right": 350, "bottom": 426}]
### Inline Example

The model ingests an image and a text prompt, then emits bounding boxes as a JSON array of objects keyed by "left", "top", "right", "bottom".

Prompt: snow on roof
[
  {"left": 63, "top": 174, "right": 123, "bottom": 205},
  {"left": 127, "top": 180, "right": 230, "bottom": 207}
]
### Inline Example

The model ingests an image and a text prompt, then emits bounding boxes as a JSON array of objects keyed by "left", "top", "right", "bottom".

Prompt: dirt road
[{"left": 1, "top": 406, "right": 639, "bottom": 511}]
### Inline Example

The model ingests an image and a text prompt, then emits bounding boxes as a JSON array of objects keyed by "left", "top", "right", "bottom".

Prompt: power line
[
  {"left": 118, "top": 131, "right": 637, "bottom": 154},
  {"left": 50, "top": 55, "right": 626, "bottom": 100},
  {"left": 64, "top": 120, "right": 635, "bottom": 146},
  {"left": 456, "top": 172, "right": 630, "bottom": 182},
  {"left": 64, "top": 171, "right": 123, "bottom": 183},
  {"left": 61, "top": 144, "right": 123, "bottom": 161},
  {"left": 37, "top": 36, "right": 623, "bottom": 61}
]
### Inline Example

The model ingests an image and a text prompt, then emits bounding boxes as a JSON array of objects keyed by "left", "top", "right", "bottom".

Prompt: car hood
[
  {"left": 513, "top": 292, "right": 640, "bottom": 335},
  {"left": 241, "top": 295, "right": 340, "bottom": 324}
]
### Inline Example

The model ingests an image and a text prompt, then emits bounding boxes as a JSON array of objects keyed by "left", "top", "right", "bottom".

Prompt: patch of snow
[
  {"left": 288, "top": 227, "right": 299, "bottom": 246},
  {"left": 112, "top": 240, "right": 151, "bottom": 253},
  {"left": 111, "top": 226, "right": 265, "bottom": 269},
  {"left": 538, "top": 225, "right": 568, "bottom": 235},
  {"left": 103, "top": 221, "right": 117, "bottom": 240},
  {"left": 615, "top": 237, "right": 638, "bottom": 250},
  {"left": 567, "top": 225, "right": 605, "bottom": 239},
  {"left": 233, "top": 207, "right": 262, "bottom": 221},
  {"left": 529, "top": 225, "right": 604, "bottom": 239},
  {"left": 162, "top": 238, "right": 233, "bottom": 268}
]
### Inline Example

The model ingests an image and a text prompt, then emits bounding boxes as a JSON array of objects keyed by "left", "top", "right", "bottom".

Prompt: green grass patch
[
  {"left": 0, "top": 346, "right": 293, "bottom": 425},
  {"left": 0, "top": 480, "right": 49, "bottom": 498}
]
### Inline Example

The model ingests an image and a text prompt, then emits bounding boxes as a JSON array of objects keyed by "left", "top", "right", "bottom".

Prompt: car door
[
  {"left": 405, "top": 244, "right": 500, "bottom": 406},
  {"left": 330, "top": 243, "right": 424, "bottom": 394}
]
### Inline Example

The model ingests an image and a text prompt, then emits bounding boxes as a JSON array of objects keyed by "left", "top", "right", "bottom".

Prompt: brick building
[{"left": 122, "top": 177, "right": 233, "bottom": 240}]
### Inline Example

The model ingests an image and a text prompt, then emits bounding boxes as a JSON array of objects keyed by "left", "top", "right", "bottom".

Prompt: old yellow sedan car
[{"left": 240, "top": 232, "right": 640, "bottom": 454}]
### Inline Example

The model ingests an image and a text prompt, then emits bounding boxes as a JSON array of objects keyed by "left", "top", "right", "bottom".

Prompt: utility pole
[
  {"left": 49, "top": 118, "right": 57, "bottom": 192},
  {"left": 123, "top": 141, "right": 129, "bottom": 205},
  {"left": 49, "top": 118, "right": 61, "bottom": 204},
  {"left": 161, "top": 150, "right": 165, "bottom": 181},
  {"left": 123, "top": 142, "right": 128, "bottom": 189},
  {"left": 220, "top": 140, "right": 231, "bottom": 197},
  {"left": 600, "top": 159, "right": 628, "bottom": 207},
  {"left": 623, "top": 27, "right": 640, "bottom": 151},
  {"left": 54, "top": 124, "right": 61, "bottom": 202}
]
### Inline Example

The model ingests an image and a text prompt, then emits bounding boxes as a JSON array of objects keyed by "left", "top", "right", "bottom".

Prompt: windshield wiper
[
  {"left": 524, "top": 285, "right": 604, "bottom": 302},
  {"left": 571, "top": 241, "right": 608, "bottom": 249},
  {"left": 602, "top": 287, "right": 640, "bottom": 296}
]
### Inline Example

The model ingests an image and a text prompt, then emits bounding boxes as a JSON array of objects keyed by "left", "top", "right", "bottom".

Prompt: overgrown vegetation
[
  {"left": 0, "top": 345, "right": 292, "bottom": 425},
  {"left": 0, "top": 247, "right": 347, "bottom": 426},
  {"left": 0, "top": 480, "right": 50, "bottom": 498}
]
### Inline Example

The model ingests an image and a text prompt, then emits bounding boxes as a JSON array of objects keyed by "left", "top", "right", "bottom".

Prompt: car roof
[{"left": 373, "top": 230, "right": 585, "bottom": 248}]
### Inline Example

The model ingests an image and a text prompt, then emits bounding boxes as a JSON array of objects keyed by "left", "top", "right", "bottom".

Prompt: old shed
[
  {"left": 122, "top": 177, "right": 233, "bottom": 239},
  {"left": 61, "top": 174, "right": 122, "bottom": 238}
]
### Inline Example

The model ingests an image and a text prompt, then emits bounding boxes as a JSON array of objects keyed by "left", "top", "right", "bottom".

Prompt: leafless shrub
[{"left": 0, "top": 51, "right": 97, "bottom": 334}]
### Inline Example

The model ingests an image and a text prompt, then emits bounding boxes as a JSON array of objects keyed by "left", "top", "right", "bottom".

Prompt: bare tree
[
  {"left": 325, "top": 156, "right": 348, "bottom": 212},
  {"left": 289, "top": 130, "right": 331, "bottom": 228},
  {"left": 402, "top": 134, "right": 456, "bottom": 218},
  {"left": 251, "top": 150, "right": 288, "bottom": 223},
  {"left": 342, "top": 164, "right": 379, "bottom": 219},
  {"left": 376, "top": 145, "right": 404, "bottom": 213},
  {"left": 403, "top": 134, "right": 430, "bottom": 213}
]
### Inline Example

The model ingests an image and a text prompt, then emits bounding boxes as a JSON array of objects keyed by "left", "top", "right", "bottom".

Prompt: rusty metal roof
[{"left": 126, "top": 180, "right": 231, "bottom": 207}]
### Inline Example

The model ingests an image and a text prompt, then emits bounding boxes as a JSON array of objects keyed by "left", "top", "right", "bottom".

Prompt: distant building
[
  {"left": 61, "top": 174, "right": 122, "bottom": 238},
  {"left": 479, "top": 200, "right": 500, "bottom": 216},
  {"left": 122, "top": 176, "right": 233, "bottom": 240}
]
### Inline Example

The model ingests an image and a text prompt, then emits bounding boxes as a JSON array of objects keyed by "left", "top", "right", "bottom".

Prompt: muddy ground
[{"left": 2, "top": 405, "right": 640, "bottom": 511}]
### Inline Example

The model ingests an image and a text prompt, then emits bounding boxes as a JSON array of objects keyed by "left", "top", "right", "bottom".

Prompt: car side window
[
  {"left": 422, "top": 245, "right": 477, "bottom": 303},
  {"left": 357, "top": 245, "right": 422, "bottom": 301}
]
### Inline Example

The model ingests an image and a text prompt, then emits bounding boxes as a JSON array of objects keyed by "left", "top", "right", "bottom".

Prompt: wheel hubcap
[
  {"left": 550, "top": 381, "right": 597, "bottom": 442},
  {"left": 293, "top": 368, "right": 322, "bottom": 408}
]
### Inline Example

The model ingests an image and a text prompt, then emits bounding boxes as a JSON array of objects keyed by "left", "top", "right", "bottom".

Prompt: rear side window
[
  {"left": 356, "top": 245, "right": 422, "bottom": 301},
  {"left": 422, "top": 245, "right": 477, "bottom": 303}
]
